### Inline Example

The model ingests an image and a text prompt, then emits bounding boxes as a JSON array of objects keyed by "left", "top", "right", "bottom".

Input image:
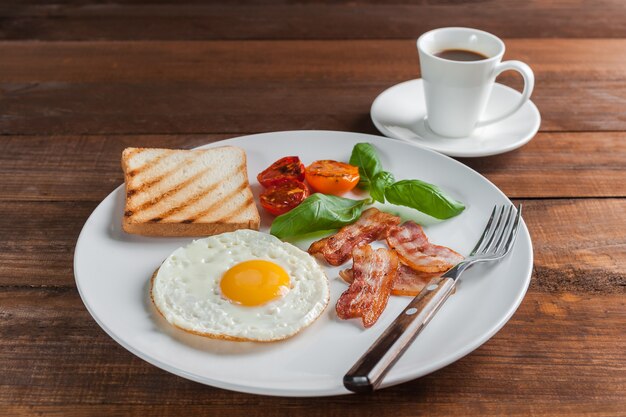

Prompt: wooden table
[{"left": 1, "top": 1, "right": 625, "bottom": 415}]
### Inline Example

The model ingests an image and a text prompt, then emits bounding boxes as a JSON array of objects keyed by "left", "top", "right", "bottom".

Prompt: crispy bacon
[
  {"left": 340, "top": 263, "right": 440, "bottom": 297},
  {"left": 308, "top": 208, "right": 401, "bottom": 266},
  {"left": 335, "top": 245, "right": 398, "bottom": 328},
  {"left": 386, "top": 221, "right": 463, "bottom": 273},
  {"left": 337, "top": 268, "right": 354, "bottom": 284},
  {"left": 392, "top": 265, "right": 440, "bottom": 296}
]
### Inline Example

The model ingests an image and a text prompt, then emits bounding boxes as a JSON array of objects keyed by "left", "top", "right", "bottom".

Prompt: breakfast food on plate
[
  {"left": 339, "top": 264, "right": 439, "bottom": 297},
  {"left": 386, "top": 222, "right": 464, "bottom": 272},
  {"left": 257, "top": 156, "right": 310, "bottom": 216},
  {"left": 309, "top": 208, "right": 463, "bottom": 328},
  {"left": 267, "top": 143, "right": 464, "bottom": 238},
  {"left": 335, "top": 245, "right": 399, "bottom": 328},
  {"left": 121, "top": 146, "right": 260, "bottom": 236},
  {"left": 151, "top": 229, "right": 330, "bottom": 342},
  {"left": 141, "top": 142, "right": 464, "bottom": 336},
  {"left": 308, "top": 208, "right": 402, "bottom": 266},
  {"left": 259, "top": 180, "right": 309, "bottom": 216},
  {"left": 304, "top": 160, "right": 360, "bottom": 196},
  {"left": 256, "top": 156, "right": 362, "bottom": 217},
  {"left": 257, "top": 156, "right": 305, "bottom": 187}
]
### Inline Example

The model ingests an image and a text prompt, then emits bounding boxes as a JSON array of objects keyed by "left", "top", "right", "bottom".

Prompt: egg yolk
[{"left": 220, "top": 260, "right": 290, "bottom": 306}]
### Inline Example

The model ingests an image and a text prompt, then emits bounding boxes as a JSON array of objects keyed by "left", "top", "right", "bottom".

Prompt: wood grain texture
[
  {"left": 460, "top": 132, "right": 626, "bottom": 198},
  {"left": 1, "top": 1, "right": 626, "bottom": 40},
  {"left": 1, "top": 132, "right": 624, "bottom": 202},
  {"left": 1, "top": 199, "right": 624, "bottom": 289},
  {"left": 4, "top": 404, "right": 626, "bottom": 417},
  {"left": 1, "top": 0, "right": 625, "bottom": 413},
  {"left": 524, "top": 199, "right": 626, "bottom": 294},
  {"left": 1, "top": 40, "right": 625, "bottom": 134},
  {"left": 2, "top": 39, "right": 625, "bottom": 83},
  {"left": 0, "top": 288, "right": 624, "bottom": 415}
]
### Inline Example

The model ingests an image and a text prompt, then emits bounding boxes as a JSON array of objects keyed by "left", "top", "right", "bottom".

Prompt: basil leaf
[
  {"left": 370, "top": 171, "right": 395, "bottom": 203},
  {"left": 270, "top": 194, "right": 368, "bottom": 238},
  {"left": 349, "top": 143, "right": 382, "bottom": 189},
  {"left": 384, "top": 179, "right": 465, "bottom": 220}
]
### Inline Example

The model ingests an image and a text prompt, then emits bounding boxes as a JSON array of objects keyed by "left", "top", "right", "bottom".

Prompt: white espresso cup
[{"left": 417, "top": 27, "right": 534, "bottom": 138}]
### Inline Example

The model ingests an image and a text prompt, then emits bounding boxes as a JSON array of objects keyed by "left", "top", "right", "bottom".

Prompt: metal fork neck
[{"left": 443, "top": 262, "right": 471, "bottom": 280}]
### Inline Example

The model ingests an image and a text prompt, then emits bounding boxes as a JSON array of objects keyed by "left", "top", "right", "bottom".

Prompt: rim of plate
[{"left": 74, "top": 130, "right": 533, "bottom": 397}]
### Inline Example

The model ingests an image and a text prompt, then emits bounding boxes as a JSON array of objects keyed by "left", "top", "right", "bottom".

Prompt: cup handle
[{"left": 476, "top": 60, "right": 535, "bottom": 127}]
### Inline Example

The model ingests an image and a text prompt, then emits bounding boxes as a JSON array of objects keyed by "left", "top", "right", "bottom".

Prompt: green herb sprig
[{"left": 270, "top": 143, "right": 464, "bottom": 238}]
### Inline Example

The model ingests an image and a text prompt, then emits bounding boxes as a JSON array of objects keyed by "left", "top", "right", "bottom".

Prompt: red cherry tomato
[
  {"left": 257, "top": 156, "right": 305, "bottom": 188},
  {"left": 259, "top": 180, "right": 310, "bottom": 216}
]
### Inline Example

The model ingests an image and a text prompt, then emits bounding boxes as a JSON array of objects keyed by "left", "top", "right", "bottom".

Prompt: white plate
[
  {"left": 371, "top": 79, "right": 541, "bottom": 157},
  {"left": 74, "top": 130, "right": 533, "bottom": 397}
]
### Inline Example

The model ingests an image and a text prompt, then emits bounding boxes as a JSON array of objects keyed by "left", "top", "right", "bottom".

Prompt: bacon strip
[
  {"left": 308, "top": 208, "right": 401, "bottom": 266},
  {"left": 335, "top": 245, "right": 398, "bottom": 328},
  {"left": 340, "top": 263, "right": 440, "bottom": 297},
  {"left": 386, "top": 221, "right": 463, "bottom": 273},
  {"left": 391, "top": 265, "right": 440, "bottom": 296}
]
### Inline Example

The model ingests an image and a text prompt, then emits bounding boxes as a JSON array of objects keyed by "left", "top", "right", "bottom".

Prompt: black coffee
[{"left": 434, "top": 49, "right": 488, "bottom": 62}]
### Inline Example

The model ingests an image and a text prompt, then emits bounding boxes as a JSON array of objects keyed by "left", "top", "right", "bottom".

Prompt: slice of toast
[{"left": 121, "top": 146, "right": 260, "bottom": 236}]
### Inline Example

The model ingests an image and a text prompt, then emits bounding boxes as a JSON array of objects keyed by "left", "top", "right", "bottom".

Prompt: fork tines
[{"left": 470, "top": 204, "right": 522, "bottom": 258}]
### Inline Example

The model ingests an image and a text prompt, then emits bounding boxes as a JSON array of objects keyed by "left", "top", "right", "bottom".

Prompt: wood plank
[
  {"left": 1, "top": 199, "right": 624, "bottom": 288},
  {"left": 0, "top": 288, "right": 624, "bottom": 416},
  {"left": 1, "top": 40, "right": 625, "bottom": 134},
  {"left": 2, "top": 39, "right": 625, "bottom": 83},
  {"left": 0, "top": 200, "right": 94, "bottom": 286},
  {"left": 5, "top": 80, "right": 623, "bottom": 134},
  {"left": 1, "top": 132, "right": 625, "bottom": 202},
  {"left": 4, "top": 403, "right": 626, "bottom": 417},
  {"left": 524, "top": 199, "right": 626, "bottom": 294},
  {"left": 1, "top": 1, "right": 626, "bottom": 40},
  {"left": 459, "top": 132, "right": 626, "bottom": 198}
]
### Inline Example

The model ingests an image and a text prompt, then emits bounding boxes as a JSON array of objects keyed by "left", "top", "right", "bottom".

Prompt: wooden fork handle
[{"left": 343, "top": 275, "right": 456, "bottom": 393}]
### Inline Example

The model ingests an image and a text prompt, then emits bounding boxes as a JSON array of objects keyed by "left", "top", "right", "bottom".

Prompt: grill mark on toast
[
  {"left": 125, "top": 149, "right": 173, "bottom": 178},
  {"left": 218, "top": 196, "right": 255, "bottom": 223},
  {"left": 128, "top": 157, "right": 192, "bottom": 202},
  {"left": 130, "top": 164, "right": 214, "bottom": 219},
  {"left": 145, "top": 163, "right": 245, "bottom": 223},
  {"left": 180, "top": 180, "right": 248, "bottom": 223},
  {"left": 127, "top": 156, "right": 215, "bottom": 217}
]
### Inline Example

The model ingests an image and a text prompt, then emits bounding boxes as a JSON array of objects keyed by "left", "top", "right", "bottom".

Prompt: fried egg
[{"left": 151, "top": 229, "right": 330, "bottom": 342}]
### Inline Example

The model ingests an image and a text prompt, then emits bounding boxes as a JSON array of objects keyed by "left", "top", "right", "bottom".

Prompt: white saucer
[{"left": 371, "top": 79, "right": 541, "bottom": 157}]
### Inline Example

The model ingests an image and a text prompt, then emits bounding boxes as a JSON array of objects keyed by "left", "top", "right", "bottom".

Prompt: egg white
[{"left": 151, "top": 229, "right": 330, "bottom": 342}]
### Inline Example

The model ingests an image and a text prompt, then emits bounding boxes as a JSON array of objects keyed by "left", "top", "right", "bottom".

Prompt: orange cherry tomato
[
  {"left": 259, "top": 180, "right": 309, "bottom": 216},
  {"left": 304, "top": 160, "right": 360, "bottom": 196}
]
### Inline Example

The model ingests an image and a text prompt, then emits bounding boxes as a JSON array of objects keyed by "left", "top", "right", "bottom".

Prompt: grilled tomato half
[
  {"left": 259, "top": 180, "right": 310, "bottom": 216},
  {"left": 305, "top": 160, "right": 360, "bottom": 195},
  {"left": 257, "top": 156, "right": 306, "bottom": 188}
]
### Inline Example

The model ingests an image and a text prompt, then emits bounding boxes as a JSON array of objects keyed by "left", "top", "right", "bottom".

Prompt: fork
[{"left": 343, "top": 204, "right": 523, "bottom": 393}]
